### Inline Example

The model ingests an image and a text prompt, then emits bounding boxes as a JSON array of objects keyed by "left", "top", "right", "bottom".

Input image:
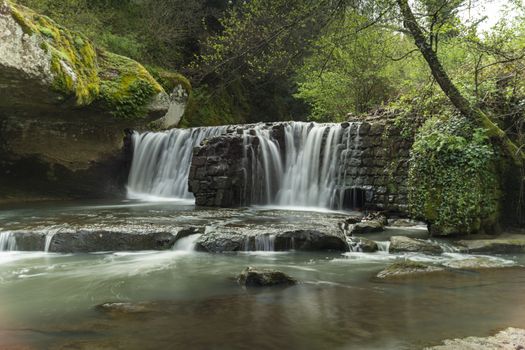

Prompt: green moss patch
[
  {"left": 9, "top": 2, "right": 99, "bottom": 105},
  {"left": 97, "top": 51, "right": 163, "bottom": 119},
  {"left": 408, "top": 114, "right": 501, "bottom": 235},
  {"left": 145, "top": 65, "right": 191, "bottom": 94}
]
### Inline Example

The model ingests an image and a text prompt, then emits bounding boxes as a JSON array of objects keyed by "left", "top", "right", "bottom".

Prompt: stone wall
[
  {"left": 189, "top": 134, "right": 247, "bottom": 207},
  {"left": 188, "top": 116, "right": 414, "bottom": 214},
  {"left": 340, "top": 116, "right": 412, "bottom": 213}
]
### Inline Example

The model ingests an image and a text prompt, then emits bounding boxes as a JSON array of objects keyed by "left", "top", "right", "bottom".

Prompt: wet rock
[
  {"left": 389, "top": 236, "right": 443, "bottom": 255},
  {"left": 376, "top": 260, "right": 444, "bottom": 279},
  {"left": 348, "top": 221, "right": 384, "bottom": 235},
  {"left": 96, "top": 302, "right": 153, "bottom": 315},
  {"left": 9, "top": 232, "right": 46, "bottom": 250},
  {"left": 238, "top": 267, "right": 296, "bottom": 287},
  {"left": 442, "top": 256, "right": 515, "bottom": 270},
  {"left": 457, "top": 237, "right": 525, "bottom": 254},
  {"left": 174, "top": 227, "right": 203, "bottom": 241},
  {"left": 425, "top": 327, "right": 525, "bottom": 350},
  {"left": 348, "top": 237, "right": 378, "bottom": 252},
  {"left": 344, "top": 215, "right": 363, "bottom": 225},
  {"left": 194, "top": 230, "right": 246, "bottom": 253},
  {"left": 362, "top": 212, "right": 388, "bottom": 226},
  {"left": 274, "top": 230, "right": 349, "bottom": 252},
  {"left": 48, "top": 231, "right": 176, "bottom": 253}
]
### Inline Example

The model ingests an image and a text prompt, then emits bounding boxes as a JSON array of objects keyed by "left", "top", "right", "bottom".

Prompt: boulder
[
  {"left": 389, "top": 236, "right": 443, "bottom": 255},
  {"left": 0, "top": 1, "right": 190, "bottom": 201},
  {"left": 348, "top": 237, "right": 378, "bottom": 252},
  {"left": 194, "top": 230, "right": 246, "bottom": 253},
  {"left": 376, "top": 260, "right": 444, "bottom": 279},
  {"left": 348, "top": 221, "right": 384, "bottom": 235},
  {"left": 274, "top": 230, "right": 349, "bottom": 252},
  {"left": 457, "top": 237, "right": 525, "bottom": 254},
  {"left": 237, "top": 267, "right": 296, "bottom": 287}
]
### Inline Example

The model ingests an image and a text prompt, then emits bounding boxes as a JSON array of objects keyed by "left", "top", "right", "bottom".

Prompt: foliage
[
  {"left": 294, "top": 11, "right": 418, "bottom": 121},
  {"left": 408, "top": 114, "right": 501, "bottom": 235}
]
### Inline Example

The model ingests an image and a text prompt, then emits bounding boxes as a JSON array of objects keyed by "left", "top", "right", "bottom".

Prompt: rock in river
[
  {"left": 238, "top": 267, "right": 296, "bottom": 287},
  {"left": 376, "top": 260, "right": 444, "bottom": 279},
  {"left": 389, "top": 236, "right": 443, "bottom": 255},
  {"left": 426, "top": 327, "right": 525, "bottom": 350},
  {"left": 457, "top": 236, "right": 525, "bottom": 254}
]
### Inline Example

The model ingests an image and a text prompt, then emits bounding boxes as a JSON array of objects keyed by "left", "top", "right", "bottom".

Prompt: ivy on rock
[{"left": 408, "top": 114, "right": 501, "bottom": 236}]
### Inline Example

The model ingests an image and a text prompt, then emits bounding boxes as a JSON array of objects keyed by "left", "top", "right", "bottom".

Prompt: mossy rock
[
  {"left": 8, "top": 1, "right": 99, "bottom": 105},
  {"left": 146, "top": 65, "right": 191, "bottom": 94},
  {"left": 2, "top": 1, "right": 190, "bottom": 120},
  {"left": 408, "top": 114, "right": 501, "bottom": 236},
  {"left": 97, "top": 51, "right": 163, "bottom": 119}
]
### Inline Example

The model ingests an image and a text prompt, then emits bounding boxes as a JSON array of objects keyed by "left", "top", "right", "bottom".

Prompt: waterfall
[
  {"left": 127, "top": 126, "right": 228, "bottom": 200},
  {"left": 173, "top": 234, "right": 202, "bottom": 251},
  {"left": 245, "top": 121, "right": 361, "bottom": 209},
  {"left": 127, "top": 121, "right": 362, "bottom": 210},
  {"left": 0, "top": 232, "right": 17, "bottom": 251}
]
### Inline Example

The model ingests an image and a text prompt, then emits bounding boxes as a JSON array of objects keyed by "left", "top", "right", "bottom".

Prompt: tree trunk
[{"left": 396, "top": 0, "right": 524, "bottom": 165}]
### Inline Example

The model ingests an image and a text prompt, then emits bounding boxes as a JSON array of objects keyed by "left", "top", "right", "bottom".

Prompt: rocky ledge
[
  {"left": 0, "top": 1, "right": 190, "bottom": 201},
  {"left": 195, "top": 225, "right": 349, "bottom": 253}
]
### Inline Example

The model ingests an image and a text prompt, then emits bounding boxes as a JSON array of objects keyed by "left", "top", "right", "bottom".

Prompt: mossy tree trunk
[{"left": 396, "top": 0, "right": 525, "bottom": 166}]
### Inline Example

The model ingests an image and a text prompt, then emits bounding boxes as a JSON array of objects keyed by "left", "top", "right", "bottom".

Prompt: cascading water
[
  {"left": 245, "top": 122, "right": 361, "bottom": 210},
  {"left": 0, "top": 232, "right": 17, "bottom": 251},
  {"left": 127, "top": 126, "right": 228, "bottom": 200},
  {"left": 127, "top": 121, "right": 361, "bottom": 210}
]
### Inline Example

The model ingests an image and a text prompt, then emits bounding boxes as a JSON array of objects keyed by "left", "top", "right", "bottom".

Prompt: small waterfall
[
  {"left": 173, "top": 234, "right": 201, "bottom": 251},
  {"left": 377, "top": 241, "right": 390, "bottom": 252},
  {"left": 244, "top": 234, "right": 276, "bottom": 251},
  {"left": 127, "top": 126, "right": 228, "bottom": 200},
  {"left": 0, "top": 232, "right": 17, "bottom": 251},
  {"left": 254, "top": 234, "right": 276, "bottom": 251}
]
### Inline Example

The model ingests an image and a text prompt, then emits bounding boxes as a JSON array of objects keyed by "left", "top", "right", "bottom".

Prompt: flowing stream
[{"left": 0, "top": 201, "right": 524, "bottom": 349}]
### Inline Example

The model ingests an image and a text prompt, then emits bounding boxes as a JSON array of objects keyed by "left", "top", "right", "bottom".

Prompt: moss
[
  {"left": 145, "top": 65, "right": 192, "bottom": 94},
  {"left": 97, "top": 51, "right": 163, "bottom": 119},
  {"left": 9, "top": 2, "right": 100, "bottom": 105},
  {"left": 408, "top": 114, "right": 501, "bottom": 235}
]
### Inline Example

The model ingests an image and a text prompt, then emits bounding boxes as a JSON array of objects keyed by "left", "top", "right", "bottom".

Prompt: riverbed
[{"left": 0, "top": 201, "right": 524, "bottom": 349}]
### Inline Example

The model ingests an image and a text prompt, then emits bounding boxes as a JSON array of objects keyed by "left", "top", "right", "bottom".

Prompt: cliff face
[{"left": 0, "top": 1, "right": 189, "bottom": 201}]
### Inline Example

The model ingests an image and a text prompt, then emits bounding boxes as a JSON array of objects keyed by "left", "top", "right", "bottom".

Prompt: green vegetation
[
  {"left": 408, "top": 115, "right": 500, "bottom": 235},
  {"left": 97, "top": 51, "right": 163, "bottom": 119}
]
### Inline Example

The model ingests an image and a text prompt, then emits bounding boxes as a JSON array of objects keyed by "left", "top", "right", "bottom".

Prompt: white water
[
  {"left": 0, "top": 232, "right": 17, "bottom": 251},
  {"left": 127, "top": 122, "right": 361, "bottom": 210},
  {"left": 244, "top": 122, "right": 361, "bottom": 209},
  {"left": 173, "top": 234, "right": 201, "bottom": 251},
  {"left": 253, "top": 234, "right": 276, "bottom": 251},
  {"left": 127, "top": 126, "right": 228, "bottom": 200}
]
